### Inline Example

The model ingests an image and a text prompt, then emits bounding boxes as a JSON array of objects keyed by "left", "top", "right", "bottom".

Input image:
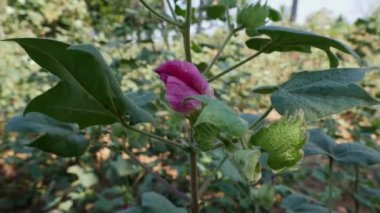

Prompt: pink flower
[{"left": 155, "top": 60, "right": 214, "bottom": 115}]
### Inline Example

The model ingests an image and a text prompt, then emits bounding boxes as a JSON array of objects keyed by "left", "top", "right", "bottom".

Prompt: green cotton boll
[
  {"left": 250, "top": 112, "right": 308, "bottom": 171},
  {"left": 193, "top": 123, "right": 219, "bottom": 151}
]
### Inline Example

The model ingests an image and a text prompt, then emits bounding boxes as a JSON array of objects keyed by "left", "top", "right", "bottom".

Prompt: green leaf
[
  {"left": 268, "top": 7, "right": 282, "bottom": 22},
  {"left": 304, "top": 128, "right": 335, "bottom": 156},
  {"left": 271, "top": 68, "right": 380, "bottom": 120},
  {"left": 126, "top": 192, "right": 186, "bottom": 213},
  {"left": 333, "top": 143, "right": 380, "bottom": 166},
  {"left": 247, "top": 25, "right": 363, "bottom": 67},
  {"left": 281, "top": 194, "right": 328, "bottom": 213},
  {"left": 213, "top": 149, "right": 245, "bottom": 183},
  {"left": 203, "top": 5, "right": 226, "bottom": 20},
  {"left": 305, "top": 129, "right": 380, "bottom": 166},
  {"left": 193, "top": 123, "right": 219, "bottom": 151},
  {"left": 252, "top": 85, "right": 279, "bottom": 94},
  {"left": 229, "top": 149, "right": 262, "bottom": 185},
  {"left": 246, "top": 38, "right": 311, "bottom": 53},
  {"left": 191, "top": 96, "right": 248, "bottom": 137},
  {"left": 271, "top": 68, "right": 379, "bottom": 121},
  {"left": 250, "top": 114, "right": 307, "bottom": 171},
  {"left": 190, "top": 96, "right": 248, "bottom": 150},
  {"left": 6, "top": 38, "right": 153, "bottom": 128},
  {"left": 237, "top": 2, "right": 269, "bottom": 36},
  {"left": 240, "top": 113, "right": 259, "bottom": 126},
  {"left": 110, "top": 156, "right": 142, "bottom": 177},
  {"left": 6, "top": 113, "right": 89, "bottom": 157}
]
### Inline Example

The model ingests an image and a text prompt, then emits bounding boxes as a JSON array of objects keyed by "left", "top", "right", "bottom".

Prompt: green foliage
[
  {"left": 250, "top": 113, "right": 307, "bottom": 170},
  {"left": 246, "top": 26, "right": 363, "bottom": 67},
  {"left": 306, "top": 129, "right": 380, "bottom": 166},
  {"left": 281, "top": 194, "right": 328, "bottom": 213},
  {"left": 271, "top": 68, "right": 379, "bottom": 121},
  {"left": 6, "top": 38, "right": 153, "bottom": 128},
  {"left": 1, "top": 0, "right": 380, "bottom": 212},
  {"left": 237, "top": 2, "right": 269, "bottom": 36},
  {"left": 203, "top": 5, "right": 226, "bottom": 20},
  {"left": 126, "top": 192, "right": 187, "bottom": 213},
  {"left": 252, "top": 85, "right": 279, "bottom": 94},
  {"left": 190, "top": 95, "right": 248, "bottom": 150},
  {"left": 229, "top": 149, "right": 261, "bottom": 184},
  {"left": 251, "top": 184, "right": 276, "bottom": 210},
  {"left": 5, "top": 112, "right": 88, "bottom": 157}
]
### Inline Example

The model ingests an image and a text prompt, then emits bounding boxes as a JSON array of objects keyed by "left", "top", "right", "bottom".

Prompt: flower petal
[
  {"left": 165, "top": 76, "right": 202, "bottom": 114},
  {"left": 155, "top": 60, "right": 210, "bottom": 94}
]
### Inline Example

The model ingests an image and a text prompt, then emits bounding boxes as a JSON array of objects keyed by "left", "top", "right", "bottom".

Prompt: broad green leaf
[
  {"left": 6, "top": 113, "right": 89, "bottom": 157},
  {"left": 192, "top": 96, "right": 248, "bottom": 137},
  {"left": 229, "top": 149, "right": 262, "bottom": 185},
  {"left": 193, "top": 123, "right": 219, "bottom": 151},
  {"left": 304, "top": 128, "right": 335, "bottom": 156},
  {"left": 125, "top": 192, "right": 186, "bottom": 213},
  {"left": 250, "top": 114, "right": 307, "bottom": 171},
  {"left": 6, "top": 38, "right": 153, "bottom": 128},
  {"left": 333, "top": 143, "right": 380, "bottom": 166},
  {"left": 237, "top": 2, "right": 269, "bottom": 36},
  {"left": 271, "top": 68, "right": 379, "bottom": 121},
  {"left": 203, "top": 5, "right": 226, "bottom": 20},
  {"left": 246, "top": 26, "right": 363, "bottom": 67},
  {"left": 125, "top": 91, "right": 158, "bottom": 113},
  {"left": 281, "top": 194, "right": 328, "bottom": 213},
  {"left": 190, "top": 96, "right": 248, "bottom": 150},
  {"left": 305, "top": 129, "right": 380, "bottom": 166},
  {"left": 213, "top": 149, "right": 245, "bottom": 183},
  {"left": 246, "top": 38, "right": 311, "bottom": 53},
  {"left": 240, "top": 113, "right": 259, "bottom": 126}
]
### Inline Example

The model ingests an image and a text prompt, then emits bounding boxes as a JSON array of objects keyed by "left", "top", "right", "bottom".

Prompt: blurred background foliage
[{"left": 0, "top": 0, "right": 379, "bottom": 212}]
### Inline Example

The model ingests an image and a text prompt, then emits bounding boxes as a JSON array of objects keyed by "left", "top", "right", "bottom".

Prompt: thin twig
[
  {"left": 120, "top": 119, "right": 188, "bottom": 151},
  {"left": 198, "top": 154, "right": 228, "bottom": 199},
  {"left": 182, "top": 0, "right": 192, "bottom": 62},
  {"left": 204, "top": 27, "right": 244, "bottom": 74},
  {"left": 122, "top": 144, "right": 191, "bottom": 203},
  {"left": 249, "top": 106, "right": 273, "bottom": 129},
  {"left": 328, "top": 157, "right": 334, "bottom": 213},
  {"left": 207, "top": 43, "right": 273, "bottom": 82},
  {"left": 166, "top": 0, "right": 178, "bottom": 23},
  {"left": 189, "top": 148, "right": 199, "bottom": 213},
  {"left": 139, "top": 0, "right": 182, "bottom": 28}
]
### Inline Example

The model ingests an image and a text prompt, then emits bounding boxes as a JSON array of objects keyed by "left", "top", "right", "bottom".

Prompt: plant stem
[
  {"left": 354, "top": 166, "right": 360, "bottom": 213},
  {"left": 204, "top": 27, "right": 244, "bottom": 74},
  {"left": 120, "top": 120, "right": 187, "bottom": 151},
  {"left": 249, "top": 106, "right": 273, "bottom": 129},
  {"left": 190, "top": 148, "right": 200, "bottom": 213},
  {"left": 122, "top": 144, "right": 190, "bottom": 203},
  {"left": 139, "top": 0, "right": 182, "bottom": 28},
  {"left": 182, "top": 0, "right": 192, "bottom": 62},
  {"left": 166, "top": 0, "right": 178, "bottom": 23},
  {"left": 328, "top": 157, "right": 334, "bottom": 213},
  {"left": 182, "top": 1, "right": 198, "bottom": 211},
  {"left": 207, "top": 43, "right": 272, "bottom": 83},
  {"left": 198, "top": 154, "right": 228, "bottom": 199},
  {"left": 204, "top": 31, "right": 234, "bottom": 74}
]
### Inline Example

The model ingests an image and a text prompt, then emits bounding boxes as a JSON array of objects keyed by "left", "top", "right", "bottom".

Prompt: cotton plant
[{"left": 3, "top": 1, "right": 380, "bottom": 212}]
